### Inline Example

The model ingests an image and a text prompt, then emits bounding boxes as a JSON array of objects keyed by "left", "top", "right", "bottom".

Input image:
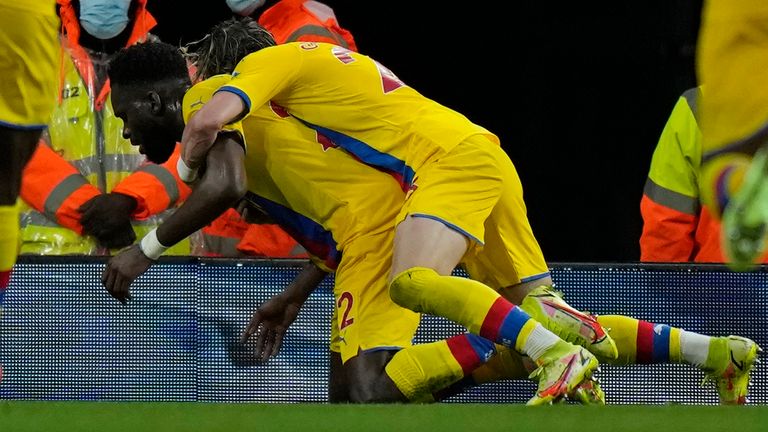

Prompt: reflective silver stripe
[
  {"left": 681, "top": 87, "right": 700, "bottom": 123},
  {"left": 70, "top": 157, "right": 100, "bottom": 178},
  {"left": 70, "top": 154, "right": 146, "bottom": 178},
  {"left": 286, "top": 25, "right": 349, "bottom": 48},
  {"left": 136, "top": 164, "right": 181, "bottom": 207},
  {"left": 290, "top": 243, "right": 307, "bottom": 256},
  {"left": 643, "top": 178, "right": 699, "bottom": 215},
  {"left": 202, "top": 233, "right": 242, "bottom": 257},
  {"left": 19, "top": 210, "right": 61, "bottom": 228},
  {"left": 21, "top": 209, "right": 169, "bottom": 229},
  {"left": 43, "top": 174, "right": 90, "bottom": 219}
]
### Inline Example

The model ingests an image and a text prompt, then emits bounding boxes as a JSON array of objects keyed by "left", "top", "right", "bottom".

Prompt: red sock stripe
[
  {"left": 636, "top": 320, "right": 654, "bottom": 364},
  {"left": 446, "top": 334, "right": 482, "bottom": 376},
  {"left": 0, "top": 270, "right": 10, "bottom": 290},
  {"left": 479, "top": 297, "right": 514, "bottom": 341}
]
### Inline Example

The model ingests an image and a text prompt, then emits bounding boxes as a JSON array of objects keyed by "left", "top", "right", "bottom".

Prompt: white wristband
[
  {"left": 139, "top": 228, "right": 169, "bottom": 261},
  {"left": 177, "top": 158, "right": 198, "bottom": 183}
]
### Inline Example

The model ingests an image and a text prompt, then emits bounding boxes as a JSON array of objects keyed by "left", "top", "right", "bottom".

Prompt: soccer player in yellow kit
[
  {"left": 0, "top": 0, "right": 59, "bottom": 381},
  {"left": 174, "top": 17, "right": 758, "bottom": 405},
  {"left": 698, "top": 0, "right": 768, "bottom": 270},
  {"left": 102, "top": 40, "right": 602, "bottom": 404},
  {"left": 178, "top": 32, "right": 613, "bottom": 407}
]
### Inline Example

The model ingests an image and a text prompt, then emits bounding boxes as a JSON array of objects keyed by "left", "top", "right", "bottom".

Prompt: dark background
[{"left": 150, "top": 1, "right": 703, "bottom": 262}]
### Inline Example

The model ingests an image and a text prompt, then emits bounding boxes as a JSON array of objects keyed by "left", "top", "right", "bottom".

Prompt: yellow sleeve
[
  {"left": 645, "top": 88, "right": 703, "bottom": 206},
  {"left": 183, "top": 75, "right": 246, "bottom": 145},
  {"left": 218, "top": 44, "right": 302, "bottom": 117}
]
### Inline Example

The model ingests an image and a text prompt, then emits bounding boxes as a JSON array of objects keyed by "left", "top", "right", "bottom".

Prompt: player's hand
[
  {"left": 241, "top": 294, "right": 301, "bottom": 362},
  {"left": 101, "top": 244, "right": 153, "bottom": 304},
  {"left": 79, "top": 193, "right": 137, "bottom": 249}
]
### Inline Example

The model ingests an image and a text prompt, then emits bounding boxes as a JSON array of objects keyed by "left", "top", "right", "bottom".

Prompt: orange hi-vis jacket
[
  {"left": 259, "top": 0, "right": 357, "bottom": 49},
  {"left": 193, "top": 0, "right": 356, "bottom": 259},
  {"left": 18, "top": 0, "right": 190, "bottom": 255},
  {"left": 194, "top": 208, "right": 308, "bottom": 258},
  {"left": 640, "top": 87, "right": 768, "bottom": 263}
]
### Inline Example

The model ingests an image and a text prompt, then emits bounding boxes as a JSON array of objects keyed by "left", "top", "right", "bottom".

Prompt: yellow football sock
[
  {"left": 597, "top": 315, "right": 682, "bottom": 365},
  {"left": 385, "top": 340, "right": 466, "bottom": 401},
  {"left": 0, "top": 204, "right": 20, "bottom": 310},
  {"left": 389, "top": 267, "right": 500, "bottom": 335},
  {"left": 389, "top": 267, "right": 544, "bottom": 356},
  {"left": 385, "top": 333, "right": 497, "bottom": 401},
  {"left": 0, "top": 204, "right": 19, "bottom": 273}
]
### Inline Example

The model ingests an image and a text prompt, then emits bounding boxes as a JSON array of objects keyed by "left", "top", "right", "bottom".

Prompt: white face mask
[
  {"left": 226, "top": 0, "right": 266, "bottom": 16},
  {"left": 79, "top": 0, "right": 132, "bottom": 40}
]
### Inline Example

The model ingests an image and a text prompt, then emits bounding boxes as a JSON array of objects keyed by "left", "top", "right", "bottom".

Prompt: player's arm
[
  {"left": 101, "top": 132, "right": 247, "bottom": 303},
  {"left": 640, "top": 89, "right": 702, "bottom": 262},
  {"left": 241, "top": 261, "right": 329, "bottom": 361},
  {"left": 180, "top": 46, "right": 300, "bottom": 176},
  {"left": 111, "top": 143, "right": 192, "bottom": 219},
  {"left": 179, "top": 91, "right": 247, "bottom": 177}
]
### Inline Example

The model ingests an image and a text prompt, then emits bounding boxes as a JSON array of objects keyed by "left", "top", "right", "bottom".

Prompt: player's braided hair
[
  {"left": 109, "top": 41, "right": 190, "bottom": 87},
  {"left": 184, "top": 16, "right": 276, "bottom": 82}
]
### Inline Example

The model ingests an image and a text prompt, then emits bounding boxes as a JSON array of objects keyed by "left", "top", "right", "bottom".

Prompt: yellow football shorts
[
  {"left": 0, "top": 2, "right": 59, "bottom": 130},
  {"left": 397, "top": 134, "right": 550, "bottom": 288},
  {"left": 330, "top": 228, "right": 420, "bottom": 363}
]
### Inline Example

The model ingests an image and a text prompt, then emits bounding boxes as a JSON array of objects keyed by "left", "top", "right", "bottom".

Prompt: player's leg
[
  {"left": 334, "top": 252, "right": 596, "bottom": 405},
  {"left": 0, "top": 5, "right": 59, "bottom": 378},
  {"left": 697, "top": 0, "right": 768, "bottom": 269},
  {"left": 328, "top": 351, "right": 350, "bottom": 402},
  {"left": 334, "top": 230, "right": 503, "bottom": 403},
  {"left": 388, "top": 135, "right": 598, "bottom": 404},
  {"left": 596, "top": 315, "right": 760, "bottom": 404},
  {"left": 0, "top": 128, "right": 41, "bottom": 307},
  {"left": 459, "top": 157, "right": 617, "bottom": 361}
]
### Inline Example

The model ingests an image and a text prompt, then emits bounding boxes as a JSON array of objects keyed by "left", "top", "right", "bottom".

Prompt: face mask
[
  {"left": 226, "top": 0, "right": 266, "bottom": 16},
  {"left": 79, "top": 0, "right": 132, "bottom": 40}
]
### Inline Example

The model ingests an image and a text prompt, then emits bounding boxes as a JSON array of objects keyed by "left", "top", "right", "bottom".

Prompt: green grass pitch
[{"left": 2, "top": 402, "right": 767, "bottom": 432}]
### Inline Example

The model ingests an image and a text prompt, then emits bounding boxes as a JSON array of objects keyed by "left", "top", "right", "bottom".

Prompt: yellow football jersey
[
  {"left": 184, "top": 75, "right": 406, "bottom": 269},
  {"left": 0, "top": 1, "right": 58, "bottom": 129},
  {"left": 219, "top": 42, "right": 499, "bottom": 192}
]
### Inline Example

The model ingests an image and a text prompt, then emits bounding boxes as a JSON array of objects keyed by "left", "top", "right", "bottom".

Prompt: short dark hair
[
  {"left": 109, "top": 41, "right": 190, "bottom": 87},
  {"left": 186, "top": 17, "right": 276, "bottom": 81}
]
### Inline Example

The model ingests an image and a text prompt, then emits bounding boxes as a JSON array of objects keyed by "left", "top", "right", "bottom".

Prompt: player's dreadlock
[
  {"left": 109, "top": 41, "right": 190, "bottom": 87},
  {"left": 185, "top": 16, "right": 276, "bottom": 82}
]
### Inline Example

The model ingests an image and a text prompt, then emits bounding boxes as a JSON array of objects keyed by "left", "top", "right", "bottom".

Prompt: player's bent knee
[{"left": 388, "top": 267, "right": 439, "bottom": 312}]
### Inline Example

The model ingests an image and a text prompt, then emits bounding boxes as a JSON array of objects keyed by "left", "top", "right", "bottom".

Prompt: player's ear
[{"left": 147, "top": 91, "right": 163, "bottom": 115}]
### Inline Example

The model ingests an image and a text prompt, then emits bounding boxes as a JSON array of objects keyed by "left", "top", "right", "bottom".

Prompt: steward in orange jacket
[
  {"left": 257, "top": 0, "right": 357, "bottom": 49},
  {"left": 640, "top": 86, "right": 768, "bottom": 263},
  {"left": 19, "top": 0, "right": 191, "bottom": 255}
]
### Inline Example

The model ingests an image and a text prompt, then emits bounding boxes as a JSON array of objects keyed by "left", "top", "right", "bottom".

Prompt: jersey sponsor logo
[
  {"left": 300, "top": 42, "right": 319, "bottom": 50},
  {"left": 189, "top": 98, "right": 204, "bottom": 109}
]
